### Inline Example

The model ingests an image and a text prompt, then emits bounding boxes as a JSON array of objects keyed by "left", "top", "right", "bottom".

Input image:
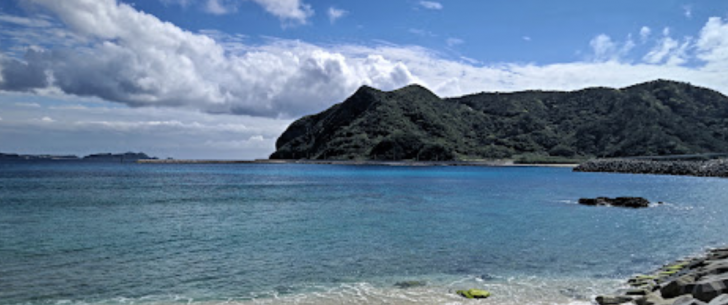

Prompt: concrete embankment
[{"left": 573, "top": 159, "right": 728, "bottom": 178}]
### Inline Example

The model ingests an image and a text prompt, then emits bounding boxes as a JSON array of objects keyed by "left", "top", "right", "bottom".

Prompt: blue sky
[{"left": 0, "top": 0, "right": 727, "bottom": 159}]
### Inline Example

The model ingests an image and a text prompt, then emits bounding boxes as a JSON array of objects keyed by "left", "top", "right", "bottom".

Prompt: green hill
[{"left": 269, "top": 80, "right": 728, "bottom": 161}]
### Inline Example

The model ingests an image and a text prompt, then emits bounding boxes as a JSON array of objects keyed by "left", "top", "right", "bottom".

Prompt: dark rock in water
[
  {"left": 479, "top": 274, "right": 497, "bottom": 281},
  {"left": 393, "top": 280, "right": 427, "bottom": 289},
  {"left": 708, "top": 294, "right": 728, "bottom": 305},
  {"left": 578, "top": 197, "right": 650, "bottom": 208}
]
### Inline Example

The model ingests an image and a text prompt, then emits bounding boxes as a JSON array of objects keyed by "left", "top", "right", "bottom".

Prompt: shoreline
[{"left": 137, "top": 159, "right": 579, "bottom": 167}]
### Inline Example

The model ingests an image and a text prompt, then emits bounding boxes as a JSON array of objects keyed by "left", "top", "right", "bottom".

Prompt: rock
[
  {"left": 596, "top": 295, "right": 635, "bottom": 305},
  {"left": 708, "top": 294, "right": 728, "bottom": 305},
  {"left": 691, "top": 274, "right": 728, "bottom": 302},
  {"left": 394, "top": 280, "right": 427, "bottom": 289},
  {"left": 456, "top": 289, "right": 491, "bottom": 299},
  {"left": 635, "top": 292, "right": 675, "bottom": 305},
  {"left": 661, "top": 274, "right": 697, "bottom": 298},
  {"left": 672, "top": 295, "right": 708, "bottom": 305},
  {"left": 578, "top": 197, "right": 650, "bottom": 208},
  {"left": 697, "top": 261, "right": 728, "bottom": 277}
]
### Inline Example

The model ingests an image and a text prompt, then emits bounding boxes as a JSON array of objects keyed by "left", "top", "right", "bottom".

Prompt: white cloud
[
  {"left": 328, "top": 7, "right": 347, "bottom": 24},
  {"left": 419, "top": 1, "right": 443, "bottom": 10},
  {"left": 589, "top": 34, "right": 635, "bottom": 62},
  {"left": 523, "top": 36, "right": 532, "bottom": 42},
  {"left": 2, "top": 0, "right": 728, "bottom": 128},
  {"left": 640, "top": 26, "right": 651, "bottom": 42},
  {"left": 0, "top": 14, "right": 53, "bottom": 27},
  {"left": 204, "top": 0, "right": 232, "bottom": 14},
  {"left": 15, "top": 102, "right": 42, "bottom": 108},
  {"left": 165, "top": 0, "right": 313, "bottom": 24},
  {"left": 251, "top": 0, "right": 313, "bottom": 24},
  {"left": 249, "top": 135, "right": 264, "bottom": 141},
  {"left": 696, "top": 17, "right": 728, "bottom": 68},
  {"left": 40, "top": 116, "right": 54, "bottom": 122},
  {"left": 409, "top": 28, "right": 436, "bottom": 37},
  {"left": 643, "top": 29, "right": 691, "bottom": 66},
  {"left": 684, "top": 5, "right": 692, "bottom": 19},
  {"left": 3, "top": 0, "right": 413, "bottom": 118},
  {"left": 446, "top": 38, "right": 464, "bottom": 47}
]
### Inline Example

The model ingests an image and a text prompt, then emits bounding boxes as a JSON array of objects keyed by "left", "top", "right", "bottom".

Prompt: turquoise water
[{"left": 2, "top": 163, "right": 728, "bottom": 304}]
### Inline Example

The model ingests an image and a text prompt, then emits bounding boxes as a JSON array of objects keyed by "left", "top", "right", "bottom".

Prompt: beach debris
[
  {"left": 456, "top": 288, "right": 491, "bottom": 299},
  {"left": 578, "top": 197, "right": 650, "bottom": 208}
]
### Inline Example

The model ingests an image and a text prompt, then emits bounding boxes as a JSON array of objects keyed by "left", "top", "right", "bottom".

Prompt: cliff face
[{"left": 270, "top": 80, "right": 728, "bottom": 161}]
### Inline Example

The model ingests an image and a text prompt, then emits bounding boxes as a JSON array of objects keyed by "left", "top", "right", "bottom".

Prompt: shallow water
[{"left": 1, "top": 162, "right": 728, "bottom": 304}]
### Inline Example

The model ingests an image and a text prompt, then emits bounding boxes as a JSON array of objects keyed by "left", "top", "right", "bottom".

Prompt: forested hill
[{"left": 270, "top": 80, "right": 728, "bottom": 161}]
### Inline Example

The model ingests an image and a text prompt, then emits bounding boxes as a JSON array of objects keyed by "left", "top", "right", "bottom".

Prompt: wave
[{"left": 42, "top": 275, "right": 620, "bottom": 305}]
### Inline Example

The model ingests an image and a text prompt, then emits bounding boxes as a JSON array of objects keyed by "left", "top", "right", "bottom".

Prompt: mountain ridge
[{"left": 270, "top": 80, "right": 728, "bottom": 161}]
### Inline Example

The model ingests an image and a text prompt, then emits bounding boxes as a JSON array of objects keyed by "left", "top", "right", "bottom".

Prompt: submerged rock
[
  {"left": 578, "top": 197, "right": 650, "bottom": 208},
  {"left": 596, "top": 295, "right": 634, "bottom": 304},
  {"left": 393, "top": 280, "right": 427, "bottom": 289}
]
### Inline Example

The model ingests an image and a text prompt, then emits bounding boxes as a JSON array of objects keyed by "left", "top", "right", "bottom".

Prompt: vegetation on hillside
[{"left": 270, "top": 80, "right": 728, "bottom": 161}]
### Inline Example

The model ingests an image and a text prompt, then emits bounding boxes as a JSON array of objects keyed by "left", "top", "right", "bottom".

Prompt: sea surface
[{"left": 2, "top": 162, "right": 728, "bottom": 305}]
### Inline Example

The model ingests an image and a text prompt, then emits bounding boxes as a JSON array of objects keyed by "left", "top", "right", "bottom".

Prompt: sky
[{"left": 1, "top": 0, "right": 728, "bottom": 159}]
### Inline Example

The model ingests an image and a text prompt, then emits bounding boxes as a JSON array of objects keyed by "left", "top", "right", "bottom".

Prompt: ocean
[{"left": 2, "top": 162, "right": 728, "bottom": 304}]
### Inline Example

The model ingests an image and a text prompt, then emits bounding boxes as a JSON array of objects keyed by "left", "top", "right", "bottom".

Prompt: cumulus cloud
[
  {"left": 696, "top": 17, "right": 728, "bottom": 68},
  {"left": 2, "top": 0, "right": 728, "bottom": 124},
  {"left": 204, "top": 0, "right": 233, "bottom": 14},
  {"left": 589, "top": 34, "right": 634, "bottom": 62},
  {"left": 328, "top": 7, "right": 347, "bottom": 24},
  {"left": 162, "top": 0, "right": 313, "bottom": 23},
  {"left": 0, "top": 0, "right": 413, "bottom": 118},
  {"left": 251, "top": 0, "right": 313, "bottom": 24},
  {"left": 419, "top": 1, "right": 443, "bottom": 10},
  {"left": 640, "top": 26, "right": 651, "bottom": 42}
]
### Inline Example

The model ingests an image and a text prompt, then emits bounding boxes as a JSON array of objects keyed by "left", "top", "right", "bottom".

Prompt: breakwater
[
  {"left": 573, "top": 159, "right": 728, "bottom": 177},
  {"left": 597, "top": 246, "right": 728, "bottom": 304}
]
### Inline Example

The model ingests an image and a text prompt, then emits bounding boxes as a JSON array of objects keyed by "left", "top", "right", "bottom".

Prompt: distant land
[
  {"left": 270, "top": 80, "right": 728, "bottom": 162},
  {"left": 0, "top": 152, "right": 157, "bottom": 162}
]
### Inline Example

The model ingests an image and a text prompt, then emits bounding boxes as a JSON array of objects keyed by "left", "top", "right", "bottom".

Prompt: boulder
[
  {"left": 708, "top": 294, "right": 728, "bottom": 305},
  {"left": 635, "top": 292, "right": 676, "bottom": 305},
  {"left": 691, "top": 274, "right": 728, "bottom": 302},
  {"left": 672, "top": 295, "right": 708, "bottom": 305},
  {"left": 596, "top": 295, "right": 635, "bottom": 305},
  {"left": 661, "top": 275, "right": 697, "bottom": 298}
]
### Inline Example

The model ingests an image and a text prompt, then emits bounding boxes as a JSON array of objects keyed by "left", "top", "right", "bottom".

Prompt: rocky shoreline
[
  {"left": 574, "top": 159, "right": 728, "bottom": 178},
  {"left": 597, "top": 246, "right": 728, "bottom": 305}
]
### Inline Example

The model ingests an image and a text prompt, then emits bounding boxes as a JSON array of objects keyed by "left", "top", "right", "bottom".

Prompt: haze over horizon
[{"left": 1, "top": 0, "right": 727, "bottom": 159}]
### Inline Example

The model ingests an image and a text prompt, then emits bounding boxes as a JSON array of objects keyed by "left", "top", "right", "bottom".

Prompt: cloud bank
[{"left": 1, "top": 0, "right": 728, "bottom": 121}]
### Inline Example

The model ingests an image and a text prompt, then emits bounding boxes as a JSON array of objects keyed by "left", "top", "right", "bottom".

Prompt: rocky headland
[
  {"left": 597, "top": 246, "right": 728, "bottom": 305},
  {"left": 270, "top": 80, "right": 728, "bottom": 162},
  {"left": 574, "top": 159, "right": 728, "bottom": 178}
]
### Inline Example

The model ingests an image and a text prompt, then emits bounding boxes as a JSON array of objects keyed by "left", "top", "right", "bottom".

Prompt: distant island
[
  {"left": 0, "top": 152, "right": 157, "bottom": 162},
  {"left": 270, "top": 80, "right": 728, "bottom": 163}
]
